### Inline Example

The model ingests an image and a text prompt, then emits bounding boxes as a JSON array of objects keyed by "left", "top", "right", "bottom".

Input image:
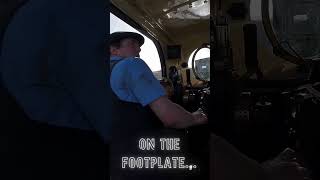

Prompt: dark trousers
[{"left": 3, "top": 117, "right": 109, "bottom": 180}]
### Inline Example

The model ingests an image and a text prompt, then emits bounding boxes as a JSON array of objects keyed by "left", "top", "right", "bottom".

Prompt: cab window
[{"left": 188, "top": 48, "right": 210, "bottom": 68}]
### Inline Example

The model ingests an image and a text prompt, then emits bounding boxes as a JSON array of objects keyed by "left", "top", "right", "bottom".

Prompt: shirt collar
[
  {"left": 110, "top": 55, "right": 139, "bottom": 61},
  {"left": 110, "top": 56, "right": 124, "bottom": 61}
]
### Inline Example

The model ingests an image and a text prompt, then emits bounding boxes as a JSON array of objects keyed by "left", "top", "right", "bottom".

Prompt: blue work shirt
[{"left": 110, "top": 56, "right": 165, "bottom": 106}]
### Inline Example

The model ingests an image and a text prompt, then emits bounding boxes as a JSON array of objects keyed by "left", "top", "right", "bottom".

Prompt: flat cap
[{"left": 109, "top": 31, "right": 144, "bottom": 46}]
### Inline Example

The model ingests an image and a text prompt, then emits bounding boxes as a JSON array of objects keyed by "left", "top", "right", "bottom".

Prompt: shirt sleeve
[{"left": 127, "top": 59, "right": 165, "bottom": 106}]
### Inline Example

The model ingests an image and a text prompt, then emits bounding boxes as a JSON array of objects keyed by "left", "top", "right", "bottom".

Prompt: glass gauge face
[
  {"left": 193, "top": 47, "right": 210, "bottom": 81},
  {"left": 272, "top": 0, "right": 320, "bottom": 60}
]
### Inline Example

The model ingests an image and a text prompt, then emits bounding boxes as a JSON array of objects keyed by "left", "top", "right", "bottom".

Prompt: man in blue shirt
[
  {"left": 109, "top": 31, "right": 207, "bottom": 130},
  {"left": 109, "top": 31, "right": 208, "bottom": 180}
]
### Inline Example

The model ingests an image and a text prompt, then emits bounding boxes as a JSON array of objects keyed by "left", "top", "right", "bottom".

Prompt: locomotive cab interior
[
  {"left": 110, "top": 0, "right": 320, "bottom": 179},
  {"left": 1, "top": 0, "right": 320, "bottom": 179}
]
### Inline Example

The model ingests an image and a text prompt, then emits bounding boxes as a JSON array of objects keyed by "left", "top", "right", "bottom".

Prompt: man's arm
[
  {"left": 149, "top": 96, "right": 207, "bottom": 128},
  {"left": 125, "top": 59, "right": 207, "bottom": 129}
]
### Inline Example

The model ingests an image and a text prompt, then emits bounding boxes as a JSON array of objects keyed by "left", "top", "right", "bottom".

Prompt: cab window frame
[{"left": 188, "top": 47, "right": 211, "bottom": 69}]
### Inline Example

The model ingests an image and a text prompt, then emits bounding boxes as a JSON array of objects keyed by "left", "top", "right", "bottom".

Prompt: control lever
[{"left": 186, "top": 69, "right": 192, "bottom": 88}]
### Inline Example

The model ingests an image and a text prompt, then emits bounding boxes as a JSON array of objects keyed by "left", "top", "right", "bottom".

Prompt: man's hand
[
  {"left": 192, "top": 108, "right": 208, "bottom": 125},
  {"left": 149, "top": 97, "right": 208, "bottom": 128}
]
